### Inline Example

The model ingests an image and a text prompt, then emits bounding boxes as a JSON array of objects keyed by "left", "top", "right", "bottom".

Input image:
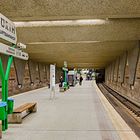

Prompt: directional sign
[
  {"left": 0, "top": 43, "right": 29, "bottom": 60},
  {"left": 0, "top": 13, "right": 17, "bottom": 44},
  {"left": 62, "top": 67, "right": 68, "bottom": 71}
]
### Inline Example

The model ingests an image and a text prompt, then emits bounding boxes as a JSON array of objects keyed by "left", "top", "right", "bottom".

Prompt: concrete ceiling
[
  {"left": 1, "top": 0, "right": 140, "bottom": 20},
  {"left": 0, "top": 1, "right": 140, "bottom": 68}
]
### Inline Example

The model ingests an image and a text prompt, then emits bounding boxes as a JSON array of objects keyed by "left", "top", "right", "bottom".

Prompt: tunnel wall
[
  {"left": 0, "top": 59, "right": 62, "bottom": 97},
  {"left": 105, "top": 41, "right": 140, "bottom": 105}
]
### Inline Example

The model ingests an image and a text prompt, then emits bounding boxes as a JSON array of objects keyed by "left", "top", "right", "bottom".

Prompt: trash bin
[
  {"left": 0, "top": 102, "right": 7, "bottom": 120},
  {"left": 7, "top": 98, "right": 14, "bottom": 114}
]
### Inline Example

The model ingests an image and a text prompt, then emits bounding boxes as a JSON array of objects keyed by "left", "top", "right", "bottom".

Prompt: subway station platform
[{"left": 2, "top": 81, "right": 139, "bottom": 140}]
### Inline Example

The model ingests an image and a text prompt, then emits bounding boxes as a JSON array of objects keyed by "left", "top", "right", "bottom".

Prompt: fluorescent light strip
[
  {"left": 14, "top": 19, "right": 108, "bottom": 27},
  {"left": 27, "top": 41, "right": 101, "bottom": 45}
]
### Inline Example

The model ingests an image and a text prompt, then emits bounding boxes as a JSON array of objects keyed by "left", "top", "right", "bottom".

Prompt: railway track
[{"left": 97, "top": 83, "right": 140, "bottom": 138}]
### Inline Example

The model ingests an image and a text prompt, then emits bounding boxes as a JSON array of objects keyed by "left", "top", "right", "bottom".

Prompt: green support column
[
  {"left": 0, "top": 59, "right": 6, "bottom": 130},
  {"left": 4, "top": 56, "right": 13, "bottom": 130},
  {"left": 0, "top": 60, "right": 5, "bottom": 101},
  {"left": 63, "top": 67, "right": 68, "bottom": 89},
  {"left": 5, "top": 56, "right": 13, "bottom": 101},
  {"left": 64, "top": 70, "right": 66, "bottom": 83},
  {"left": 0, "top": 45, "right": 15, "bottom": 131}
]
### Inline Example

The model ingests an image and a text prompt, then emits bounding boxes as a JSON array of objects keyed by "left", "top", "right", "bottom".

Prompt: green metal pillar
[
  {"left": 0, "top": 59, "right": 6, "bottom": 130},
  {"left": 0, "top": 45, "right": 15, "bottom": 131},
  {"left": 64, "top": 70, "right": 66, "bottom": 83},
  {"left": 63, "top": 68, "right": 68, "bottom": 89}
]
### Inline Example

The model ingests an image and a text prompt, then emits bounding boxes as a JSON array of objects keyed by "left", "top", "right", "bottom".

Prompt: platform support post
[{"left": 0, "top": 45, "right": 15, "bottom": 131}]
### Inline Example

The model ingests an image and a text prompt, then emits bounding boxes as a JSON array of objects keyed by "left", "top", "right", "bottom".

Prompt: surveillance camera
[{"left": 17, "top": 43, "right": 26, "bottom": 49}]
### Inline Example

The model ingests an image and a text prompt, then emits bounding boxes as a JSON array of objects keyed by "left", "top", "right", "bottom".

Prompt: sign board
[
  {"left": 50, "top": 64, "right": 55, "bottom": 88},
  {"left": 62, "top": 67, "right": 68, "bottom": 71},
  {"left": 68, "top": 70, "right": 75, "bottom": 75},
  {"left": 64, "top": 61, "right": 67, "bottom": 67},
  {"left": 0, "top": 43, "right": 29, "bottom": 60},
  {"left": 0, "top": 13, "right": 17, "bottom": 44}
]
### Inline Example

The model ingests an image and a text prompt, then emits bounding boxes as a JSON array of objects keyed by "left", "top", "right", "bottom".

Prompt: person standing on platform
[
  {"left": 79, "top": 75, "right": 83, "bottom": 85},
  {"left": 59, "top": 76, "right": 63, "bottom": 87}
]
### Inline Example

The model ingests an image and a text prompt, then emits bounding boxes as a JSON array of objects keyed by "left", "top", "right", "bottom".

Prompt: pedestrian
[
  {"left": 59, "top": 76, "right": 63, "bottom": 87},
  {"left": 79, "top": 75, "right": 83, "bottom": 85}
]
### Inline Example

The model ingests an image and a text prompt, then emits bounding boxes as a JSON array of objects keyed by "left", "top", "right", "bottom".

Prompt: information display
[{"left": 0, "top": 43, "right": 29, "bottom": 60}]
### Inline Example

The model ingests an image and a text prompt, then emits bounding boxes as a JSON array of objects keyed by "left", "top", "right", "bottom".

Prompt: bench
[
  {"left": 8, "top": 103, "right": 37, "bottom": 124},
  {"left": 0, "top": 121, "right": 2, "bottom": 139}
]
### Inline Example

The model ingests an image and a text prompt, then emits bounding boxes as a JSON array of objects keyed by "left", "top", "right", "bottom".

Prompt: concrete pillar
[
  {"left": 14, "top": 58, "right": 26, "bottom": 86},
  {"left": 46, "top": 65, "right": 50, "bottom": 84},
  {"left": 28, "top": 60, "right": 39, "bottom": 84},
  {"left": 38, "top": 63, "right": 46, "bottom": 83},
  {"left": 114, "top": 58, "right": 120, "bottom": 82},
  {"left": 22, "top": 62, "right": 31, "bottom": 91},
  {"left": 108, "top": 65, "right": 111, "bottom": 81},
  {"left": 0, "top": 54, "right": 8, "bottom": 73},
  {"left": 118, "top": 52, "right": 127, "bottom": 83},
  {"left": 110, "top": 62, "right": 115, "bottom": 83},
  {"left": 128, "top": 43, "right": 140, "bottom": 85}
]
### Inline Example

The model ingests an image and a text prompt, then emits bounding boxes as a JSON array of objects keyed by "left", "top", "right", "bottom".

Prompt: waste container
[
  {"left": 0, "top": 102, "right": 7, "bottom": 120},
  {"left": 7, "top": 98, "right": 14, "bottom": 114}
]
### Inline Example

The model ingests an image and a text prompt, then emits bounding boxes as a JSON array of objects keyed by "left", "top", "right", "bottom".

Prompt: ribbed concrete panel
[
  {"left": 128, "top": 43, "right": 140, "bottom": 85},
  {"left": 114, "top": 58, "right": 120, "bottom": 82},
  {"left": 16, "top": 19, "right": 140, "bottom": 43},
  {"left": 46, "top": 65, "right": 50, "bottom": 81},
  {"left": 39, "top": 64, "right": 46, "bottom": 82},
  {"left": 108, "top": 65, "right": 111, "bottom": 81},
  {"left": 14, "top": 58, "right": 26, "bottom": 85},
  {"left": 28, "top": 60, "right": 39, "bottom": 83},
  {"left": 27, "top": 41, "right": 136, "bottom": 68},
  {"left": 105, "top": 67, "right": 108, "bottom": 82},
  {"left": 0, "top": 54, "right": 8, "bottom": 73},
  {"left": 110, "top": 62, "right": 115, "bottom": 83},
  {"left": 1, "top": 0, "right": 140, "bottom": 21},
  {"left": 118, "top": 52, "right": 127, "bottom": 83}
]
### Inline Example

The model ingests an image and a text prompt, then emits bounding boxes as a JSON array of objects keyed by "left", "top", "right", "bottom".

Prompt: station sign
[
  {"left": 0, "top": 43, "right": 29, "bottom": 60},
  {"left": 0, "top": 13, "right": 17, "bottom": 44}
]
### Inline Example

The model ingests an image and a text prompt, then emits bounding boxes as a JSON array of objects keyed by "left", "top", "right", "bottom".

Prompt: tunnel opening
[{"left": 95, "top": 69, "right": 105, "bottom": 83}]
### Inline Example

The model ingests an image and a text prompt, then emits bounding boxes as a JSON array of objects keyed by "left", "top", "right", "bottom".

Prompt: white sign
[
  {"left": 0, "top": 13, "right": 17, "bottom": 44},
  {"left": 50, "top": 65, "right": 55, "bottom": 88},
  {"left": 0, "top": 43, "right": 29, "bottom": 60},
  {"left": 64, "top": 61, "right": 67, "bottom": 67},
  {"left": 62, "top": 67, "right": 68, "bottom": 71}
]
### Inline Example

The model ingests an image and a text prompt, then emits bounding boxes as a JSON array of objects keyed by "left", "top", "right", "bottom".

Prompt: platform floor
[{"left": 2, "top": 81, "right": 139, "bottom": 140}]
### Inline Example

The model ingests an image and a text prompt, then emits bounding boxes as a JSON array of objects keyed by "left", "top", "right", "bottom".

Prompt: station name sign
[{"left": 0, "top": 13, "right": 17, "bottom": 44}]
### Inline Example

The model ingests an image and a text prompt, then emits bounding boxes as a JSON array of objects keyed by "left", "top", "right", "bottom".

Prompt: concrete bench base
[{"left": 8, "top": 103, "right": 37, "bottom": 124}]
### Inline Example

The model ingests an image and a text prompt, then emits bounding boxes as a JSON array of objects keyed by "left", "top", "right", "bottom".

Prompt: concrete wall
[
  {"left": 105, "top": 41, "right": 140, "bottom": 105},
  {"left": 0, "top": 59, "right": 61, "bottom": 98}
]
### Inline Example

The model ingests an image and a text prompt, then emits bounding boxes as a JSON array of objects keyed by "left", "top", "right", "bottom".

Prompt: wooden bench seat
[
  {"left": 0, "top": 121, "right": 2, "bottom": 139},
  {"left": 8, "top": 103, "right": 37, "bottom": 124},
  {"left": 59, "top": 87, "right": 65, "bottom": 92}
]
